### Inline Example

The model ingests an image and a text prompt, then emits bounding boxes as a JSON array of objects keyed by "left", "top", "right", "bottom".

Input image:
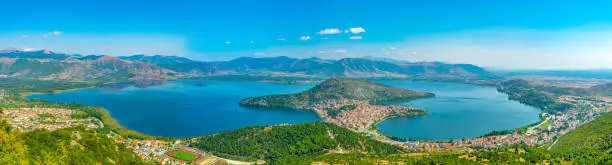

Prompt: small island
[{"left": 239, "top": 78, "right": 435, "bottom": 131}]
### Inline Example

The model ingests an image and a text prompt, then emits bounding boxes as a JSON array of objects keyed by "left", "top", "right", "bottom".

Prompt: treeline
[
  {"left": 0, "top": 121, "right": 153, "bottom": 165},
  {"left": 497, "top": 79, "right": 576, "bottom": 113},
  {"left": 0, "top": 79, "right": 100, "bottom": 95},
  {"left": 189, "top": 122, "right": 401, "bottom": 164}
]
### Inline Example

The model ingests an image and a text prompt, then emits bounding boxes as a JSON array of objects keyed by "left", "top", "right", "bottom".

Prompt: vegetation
[
  {"left": 239, "top": 78, "right": 434, "bottom": 110},
  {"left": 497, "top": 79, "right": 576, "bottom": 113},
  {"left": 314, "top": 112, "right": 612, "bottom": 164},
  {"left": 190, "top": 122, "right": 402, "bottom": 164},
  {"left": 589, "top": 82, "right": 612, "bottom": 96},
  {"left": 0, "top": 79, "right": 99, "bottom": 97},
  {"left": 551, "top": 112, "right": 612, "bottom": 164},
  {"left": 171, "top": 151, "right": 198, "bottom": 161},
  {"left": 0, "top": 121, "right": 153, "bottom": 165},
  {"left": 324, "top": 104, "right": 357, "bottom": 117}
]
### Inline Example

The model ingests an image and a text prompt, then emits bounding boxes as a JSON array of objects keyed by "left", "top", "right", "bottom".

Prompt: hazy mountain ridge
[
  {"left": 589, "top": 82, "right": 612, "bottom": 96},
  {"left": 0, "top": 50, "right": 176, "bottom": 81},
  {"left": 0, "top": 48, "right": 497, "bottom": 82},
  {"left": 122, "top": 54, "right": 497, "bottom": 79}
]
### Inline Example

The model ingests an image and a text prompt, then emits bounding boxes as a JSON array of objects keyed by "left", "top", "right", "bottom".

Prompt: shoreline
[
  {"left": 18, "top": 82, "right": 156, "bottom": 140},
  {"left": 19, "top": 79, "right": 542, "bottom": 142}
]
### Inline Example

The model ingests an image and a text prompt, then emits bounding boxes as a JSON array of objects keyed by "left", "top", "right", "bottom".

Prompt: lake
[
  {"left": 28, "top": 80, "right": 541, "bottom": 140},
  {"left": 28, "top": 81, "right": 321, "bottom": 137},
  {"left": 375, "top": 81, "right": 541, "bottom": 141}
]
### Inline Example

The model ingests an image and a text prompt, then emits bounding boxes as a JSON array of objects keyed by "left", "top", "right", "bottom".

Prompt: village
[
  {"left": 396, "top": 95, "right": 611, "bottom": 151},
  {"left": 0, "top": 85, "right": 610, "bottom": 164},
  {"left": 313, "top": 100, "right": 426, "bottom": 131},
  {"left": 0, "top": 105, "right": 200, "bottom": 165},
  {"left": 0, "top": 107, "right": 102, "bottom": 131}
]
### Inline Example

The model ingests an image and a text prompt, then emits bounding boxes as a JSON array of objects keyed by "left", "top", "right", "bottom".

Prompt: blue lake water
[
  {"left": 375, "top": 81, "right": 541, "bottom": 141},
  {"left": 28, "top": 81, "right": 321, "bottom": 137},
  {"left": 28, "top": 80, "right": 540, "bottom": 140}
]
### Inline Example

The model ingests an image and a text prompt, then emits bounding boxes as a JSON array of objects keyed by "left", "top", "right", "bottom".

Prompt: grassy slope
[{"left": 551, "top": 112, "right": 612, "bottom": 164}]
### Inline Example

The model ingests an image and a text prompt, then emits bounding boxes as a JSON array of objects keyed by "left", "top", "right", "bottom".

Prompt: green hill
[
  {"left": 551, "top": 112, "right": 612, "bottom": 164},
  {"left": 189, "top": 122, "right": 402, "bottom": 164},
  {"left": 0, "top": 121, "right": 153, "bottom": 165},
  {"left": 239, "top": 78, "right": 434, "bottom": 110},
  {"left": 588, "top": 82, "right": 612, "bottom": 96}
]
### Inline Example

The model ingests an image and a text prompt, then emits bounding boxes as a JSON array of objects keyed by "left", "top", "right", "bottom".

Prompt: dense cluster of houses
[
  {"left": 314, "top": 100, "right": 423, "bottom": 131},
  {"left": 0, "top": 107, "right": 102, "bottom": 131}
]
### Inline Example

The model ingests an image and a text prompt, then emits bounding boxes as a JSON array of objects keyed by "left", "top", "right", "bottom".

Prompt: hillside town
[
  {"left": 314, "top": 100, "right": 426, "bottom": 131},
  {"left": 0, "top": 103, "right": 196, "bottom": 165},
  {"left": 397, "top": 95, "right": 611, "bottom": 151},
  {"left": 0, "top": 107, "right": 102, "bottom": 131}
]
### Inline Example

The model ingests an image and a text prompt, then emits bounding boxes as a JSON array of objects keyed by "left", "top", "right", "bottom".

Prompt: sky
[{"left": 2, "top": 0, "right": 612, "bottom": 69}]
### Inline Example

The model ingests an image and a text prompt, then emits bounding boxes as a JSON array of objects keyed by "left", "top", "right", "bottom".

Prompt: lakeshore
[{"left": 16, "top": 80, "right": 596, "bottom": 164}]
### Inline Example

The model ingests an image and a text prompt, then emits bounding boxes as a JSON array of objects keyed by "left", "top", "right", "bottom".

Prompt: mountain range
[{"left": 0, "top": 48, "right": 497, "bottom": 82}]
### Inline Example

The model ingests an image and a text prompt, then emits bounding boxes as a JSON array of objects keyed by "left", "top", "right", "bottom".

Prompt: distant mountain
[
  {"left": 239, "top": 78, "right": 434, "bottom": 110},
  {"left": 588, "top": 82, "right": 612, "bottom": 96},
  {"left": 0, "top": 49, "right": 497, "bottom": 82},
  {"left": 0, "top": 51, "right": 176, "bottom": 81},
  {"left": 307, "top": 58, "right": 405, "bottom": 77},
  {"left": 118, "top": 55, "right": 215, "bottom": 75}
]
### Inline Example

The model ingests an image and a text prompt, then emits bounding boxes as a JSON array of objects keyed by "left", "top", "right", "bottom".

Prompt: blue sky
[{"left": 2, "top": 0, "right": 612, "bottom": 69}]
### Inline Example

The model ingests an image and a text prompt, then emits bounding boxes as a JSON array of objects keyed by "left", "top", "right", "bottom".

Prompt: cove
[
  {"left": 374, "top": 81, "right": 541, "bottom": 141},
  {"left": 28, "top": 80, "right": 541, "bottom": 140},
  {"left": 27, "top": 81, "right": 321, "bottom": 137}
]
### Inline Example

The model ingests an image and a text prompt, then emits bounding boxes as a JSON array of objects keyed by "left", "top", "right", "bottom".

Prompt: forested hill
[
  {"left": 0, "top": 121, "right": 153, "bottom": 165},
  {"left": 189, "top": 122, "right": 402, "bottom": 164},
  {"left": 588, "top": 82, "right": 612, "bottom": 96},
  {"left": 239, "top": 78, "right": 434, "bottom": 110}
]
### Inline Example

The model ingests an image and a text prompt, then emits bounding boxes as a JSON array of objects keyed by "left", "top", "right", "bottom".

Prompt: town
[
  {"left": 1, "top": 86, "right": 610, "bottom": 164},
  {"left": 0, "top": 107, "right": 102, "bottom": 131},
  {"left": 313, "top": 100, "right": 426, "bottom": 131},
  {"left": 395, "top": 95, "right": 611, "bottom": 151}
]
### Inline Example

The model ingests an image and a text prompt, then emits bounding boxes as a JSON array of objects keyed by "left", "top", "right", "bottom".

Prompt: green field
[
  {"left": 538, "top": 120, "right": 552, "bottom": 129},
  {"left": 172, "top": 151, "right": 198, "bottom": 161}
]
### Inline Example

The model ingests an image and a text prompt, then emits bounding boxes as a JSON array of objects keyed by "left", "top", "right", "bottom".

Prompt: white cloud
[
  {"left": 349, "top": 27, "right": 366, "bottom": 34},
  {"left": 253, "top": 52, "right": 266, "bottom": 56},
  {"left": 22, "top": 48, "right": 35, "bottom": 51},
  {"left": 52, "top": 31, "right": 62, "bottom": 36},
  {"left": 344, "top": 30, "right": 349, "bottom": 34},
  {"left": 318, "top": 50, "right": 328, "bottom": 54},
  {"left": 21, "top": 35, "right": 28, "bottom": 38},
  {"left": 389, "top": 47, "right": 396, "bottom": 50},
  {"left": 299, "top": 36, "right": 311, "bottom": 41},
  {"left": 225, "top": 41, "right": 231, "bottom": 44},
  {"left": 276, "top": 38, "right": 286, "bottom": 41},
  {"left": 412, "top": 52, "right": 417, "bottom": 54},
  {"left": 42, "top": 34, "right": 49, "bottom": 38},
  {"left": 349, "top": 36, "right": 363, "bottom": 40},
  {"left": 317, "top": 28, "right": 341, "bottom": 35},
  {"left": 334, "top": 49, "right": 347, "bottom": 53}
]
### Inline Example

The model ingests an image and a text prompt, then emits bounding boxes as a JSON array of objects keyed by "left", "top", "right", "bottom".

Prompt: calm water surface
[
  {"left": 375, "top": 81, "right": 540, "bottom": 141},
  {"left": 28, "top": 81, "right": 320, "bottom": 137},
  {"left": 28, "top": 80, "right": 540, "bottom": 140}
]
